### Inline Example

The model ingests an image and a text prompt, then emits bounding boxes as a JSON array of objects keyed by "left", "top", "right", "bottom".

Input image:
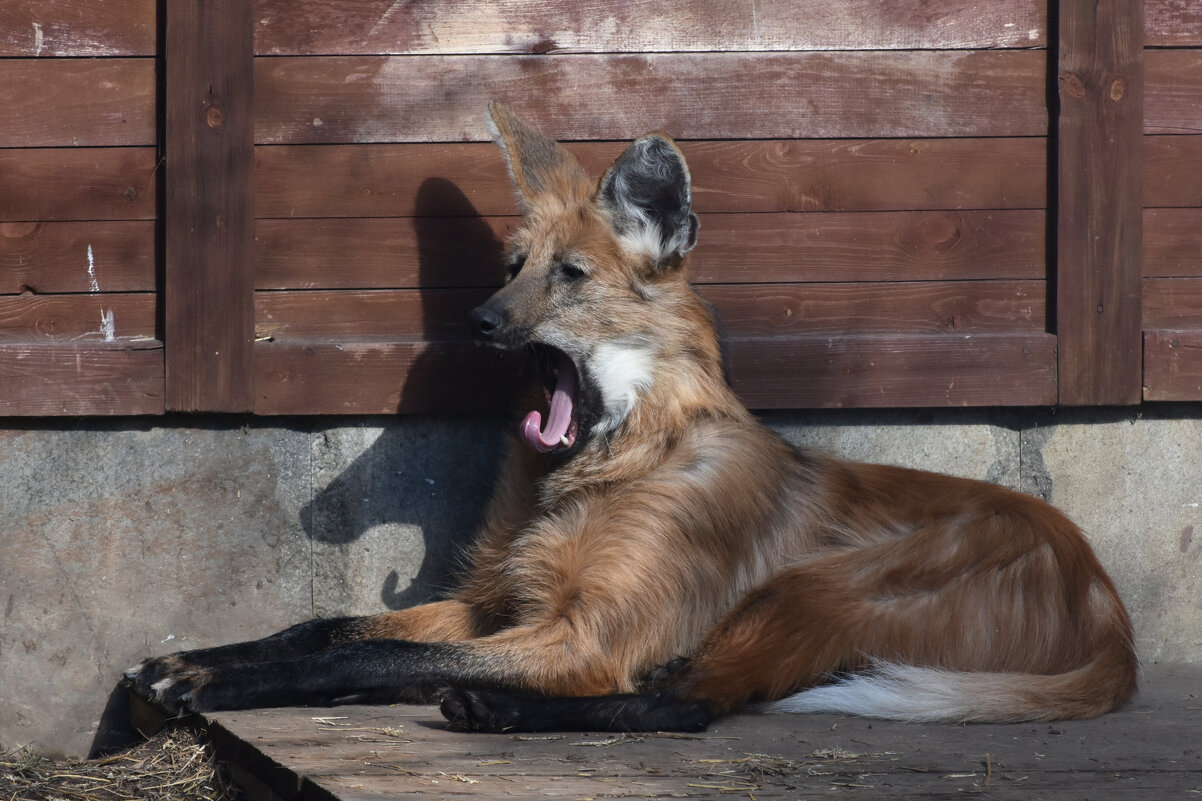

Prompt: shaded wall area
[{"left": 2, "top": 409, "right": 1200, "bottom": 756}]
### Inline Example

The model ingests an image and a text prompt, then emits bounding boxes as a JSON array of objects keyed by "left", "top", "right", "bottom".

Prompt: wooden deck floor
[{"left": 191, "top": 664, "right": 1200, "bottom": 800}]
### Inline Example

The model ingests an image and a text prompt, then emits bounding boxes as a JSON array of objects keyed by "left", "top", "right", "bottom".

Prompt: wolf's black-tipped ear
[
  {"left": 487, "top": 101, "right": 587, "bottom": 210},
  {"left": 599, "top": 134, "right": 700, "bottom": 266}
]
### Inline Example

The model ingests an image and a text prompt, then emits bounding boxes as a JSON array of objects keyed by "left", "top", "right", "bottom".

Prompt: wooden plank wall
[
  {"left": 250, "top": 0, "right": 1057, "bottom": 414},
  {"left": 0, "top": 0, "right": 163, "bottom": 415},
  {"left": 1142, "top": 1, "right": 1202, "bottom": 400}
]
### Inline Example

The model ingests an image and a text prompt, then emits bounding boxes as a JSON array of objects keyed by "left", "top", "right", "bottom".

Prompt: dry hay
[{"left": 0, "top": 728, "right": 240, "bottom": 801}]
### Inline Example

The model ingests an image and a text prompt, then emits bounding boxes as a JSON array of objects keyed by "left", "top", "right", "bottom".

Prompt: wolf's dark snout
[{"left": 469, "top": 304, "right": 504, "bottom": 340}]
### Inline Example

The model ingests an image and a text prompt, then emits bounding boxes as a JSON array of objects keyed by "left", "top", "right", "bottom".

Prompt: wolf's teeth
[{"left": 560, "top": 435, "right": 571, "bottom": 446}]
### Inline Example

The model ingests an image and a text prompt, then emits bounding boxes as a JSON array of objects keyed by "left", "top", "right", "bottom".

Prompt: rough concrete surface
[{"left": 1, "top": 409, "right": 1199, "bottom": 756}]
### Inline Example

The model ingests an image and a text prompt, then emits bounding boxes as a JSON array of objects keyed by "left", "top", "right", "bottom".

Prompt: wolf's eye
[
  {"left": 556, "top": 263, "right": 586, "bottom": 282},
  {"left": 506, "top": 256, "right": 527, "bottom": 280}
]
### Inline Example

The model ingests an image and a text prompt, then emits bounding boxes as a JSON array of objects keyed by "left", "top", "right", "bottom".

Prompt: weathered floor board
[{"left": 197, "top": 663, "right": 1201, "bottom": 800}]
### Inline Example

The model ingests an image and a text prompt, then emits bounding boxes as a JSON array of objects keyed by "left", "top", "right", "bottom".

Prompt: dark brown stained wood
[
  {"left": 0, "top": 341, "right": 163, "bottom": 415},
  {"left": 255, "top": 210, "right": 1045, "bottom": 290},
  {"left": 0, "top": 222, "right": 156, "bottom": 294},
  {"left": 256, "top": 138, "right": 1048, "bottom": 218},
  {"left": 1144, "top": 209, "right": 1202, "bottom": 278},
  {"left": 253, "top": 341, "right": 523, "bottom": 414},
  {"left": 0, "top": 294, "right": 156, "bottom": 340},
  {"left": 1144, "top": 330, "right": 1202, "bottom": 401},
  {"left": 0, "top": 0, "right": 156, "bottom": 56},
  {"left": 1145, "top": 50, "right": 1202, "bottom": 135},
  {"left": 1142, "top": 278, "right": 1202, "bottom": 329},
  {"left": 253, "top": 282, "right": 1046, "bottom": 343},
  {"left": 0, "top": 148, "right": 157, "bottom": 221},
  {"left": 254, "top": 52, "right": 1048, "bottom": 144},
  {"left": 1145, "top": 136, "right": 1202, "bottom": 208},
  {"left": 1146, "top": 0, "right": 1202, "bottom": 47},
  {"left": 727, "top": 333, "right": 1058, "bottom": 408},
  {"left": 702, "top": 281, "right": 1046, "bottom": 336},
  {"left": 254, "top": 0, "right": 1047, "bottom": 55},
  {"left": 254, "top": 332, "right": 1057, "bottom": 413},
  {"left": 1056, "top": 0, "right": 1143, "bottom": 406},
  {"left": 164, "top": 0, "right": 255, "bottom": 412},
  {"left": 0, "top": 59, "right": 155, "bottom": 147}
]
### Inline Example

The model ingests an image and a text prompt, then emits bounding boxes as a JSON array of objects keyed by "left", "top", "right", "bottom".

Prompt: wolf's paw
[
  {"left": 440, "top": 689, "right": 522, "bottom": 733},
  {"left": 638, "top": 656, "right": 692, "bottom": 691},
  {"left": 124, "top": 656, "right": 215, "bottom": 714}
]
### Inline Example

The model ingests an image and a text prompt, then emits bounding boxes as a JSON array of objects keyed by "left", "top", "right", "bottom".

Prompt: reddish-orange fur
[{"left": 358, "top": 104, "right": 1137, "bottom": 721}]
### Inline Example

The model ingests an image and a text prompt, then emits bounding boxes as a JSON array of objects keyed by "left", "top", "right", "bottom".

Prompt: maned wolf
[{"left": 126, "top": 104, "right": 1137, "bottom": 732}]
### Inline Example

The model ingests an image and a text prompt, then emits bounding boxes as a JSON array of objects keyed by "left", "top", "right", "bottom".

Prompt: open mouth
[{"left": 521, "top": 347, "right": 580, "bottom": 454}]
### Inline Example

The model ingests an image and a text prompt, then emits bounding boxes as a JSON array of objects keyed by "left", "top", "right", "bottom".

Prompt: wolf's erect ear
[
  {"left": 487, "top": 101, "right": 586, "bottom": 210},
  {"left": 598, "top": 134, "right": 700, "bottom": 266}
]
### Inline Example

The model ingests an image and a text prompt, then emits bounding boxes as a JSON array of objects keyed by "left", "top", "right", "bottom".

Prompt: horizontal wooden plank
[
  {"left": 253, "top": 340, "right": 523, "bottom": 414},
  {"left": 0, "top": 59, "right": 155, "bottom": 148},
  {"left": 1144, "top": 208, "right": 1202, "bottom": 278},
  {"left": 0, "top": 221, "right": 156, "bottom": 293},
  {"left": 727, "top": 332, "right": 1058, "bottom": 407},
  {"left": 1145, "top": 51, "right": 1202, "bottom": 135},
  {"left": 0, "top": 293, "right": 156, "bottom": 341},
  {"left": 256, "top": 210, "right": 1045, "bottom": 290},
  {"left": 255, "top": 52, "right": 1047, "bottom": 144},
  {"left": 255, "top": 281, "right": 1047, "bottom": 342},
  {"left": 1146, "top": 0, "right": 1202, "bottom": 47},
  {"left": 1143, "top": 278, "right": 1202, "bottom": 329},
  {"left": 0, "top": 341, "right": 164, "bottom": 415},
  {"left": 252, "top": 332, "right": 1057, "bottom": 413},
  {"left": 256, "top": 139, "right": 1048, "bottom": 218},
  {"left": 1144, "top": 330, "right": 1202, "bottom": 402},
  {"left": 0, "top": 148, "right": 157, "bottom": 221},
  {"left": 1145, "top": 136, "right": 1202, "bottom": 208},
  {"left": 255, "top": 0, "right": 1047, "bottom": 55},
  {"left": 703, "top": 281, "right": 1046, "bottom": 335},
  {"left": 0, "top": 0, "right": 156, "bottom": 56}
]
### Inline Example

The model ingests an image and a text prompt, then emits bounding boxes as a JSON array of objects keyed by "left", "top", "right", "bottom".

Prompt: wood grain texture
[
  {"left": 254, "top": 52, "right": 1047, "bottom": 144},
  {"left": 254, "top": 0, "right": 1047, "bottom": 55},
  {"left": 254, "top": 210, "right": 1045, "bottom": 290},
  {"left": 1144, "top": 209, "right": 1202, "bottom": 278},
  {"left": 726, "top": 333, "right": 1057, "bottom": 408},
  {"left": 0, "top": 0, "right": 156, "bottom": 56},
  {"left": 0, "top": 148, "right": 157, "bottom": 221},
  {"left": 1145, "top": 136, "right": 1202, "bottom": 208},
  {"left": 1145, "top": 50, "right": 1202, "bottom": 135},
  {"left": 256, "top": 139, "right": 1047, "bottom": 218},
  {"left": 0, "top": 341, "right": 164, "bottom": 415},
  {"left": 1144, "top": 331, "right": 1202, "bottom": 401},
  {"left": 1146, "top": 0, "right": 1202, "bottom": 47},
  {"left": 0, "top": 293, "right": 156, "bottom": 340},
  {"left": 0, "top": 59, "right": 155, "bottom": 147},
  {"left": 164, "top": 0, "right": 255, "bottom": 412},
  {"left": 0, "top": 221, "right": 155, "bottom": 293},
  {"left": 1056, "top": 0, "right": 1143, "bottom": 405},
  {"left": 1142, "top": 278, "right": 1202, "bottom": 329}
]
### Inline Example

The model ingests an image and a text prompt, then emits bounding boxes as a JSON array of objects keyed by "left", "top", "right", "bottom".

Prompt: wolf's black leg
[
  {"left": 440, "top": 689, "right": 710, "bottom": 733},
  {"left": 148, "top": 639, "right": 503, "bottom": 713},
  {"left": 125, "top": 617, "right": 363, "bottom": 699}
]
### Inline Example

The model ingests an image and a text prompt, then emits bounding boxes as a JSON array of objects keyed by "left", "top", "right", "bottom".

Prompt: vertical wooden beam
[
  {"left": 1056, "top": 0, "right": 1144, "bottom": 405},
  {"left": 164, "top": 0, "right": 254, "bottom": 411}
]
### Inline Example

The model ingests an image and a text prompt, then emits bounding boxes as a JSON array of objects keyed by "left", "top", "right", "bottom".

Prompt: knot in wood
[
  {"left": 207, "top": 105, "right": 225, "bottom": 129},
  {"left": 1109, "top": 79, "right": 1125, "bottom": 102},
  {"left": 1059, "top": 73, "right": 1086, "bottom": 99}
]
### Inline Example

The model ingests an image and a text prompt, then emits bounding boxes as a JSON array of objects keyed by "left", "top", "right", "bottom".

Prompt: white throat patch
[{"left": 589, "top": 341, "right": 656, "bottom": 434}]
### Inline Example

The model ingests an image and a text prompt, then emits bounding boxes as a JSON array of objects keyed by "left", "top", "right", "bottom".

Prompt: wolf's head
[{"left": 470, "top": 103, "right": 721, "bottom": 457}]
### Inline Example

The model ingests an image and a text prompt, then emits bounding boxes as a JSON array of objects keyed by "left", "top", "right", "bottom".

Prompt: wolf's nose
[{"left": 469, "top": 306, "right": 503, "bottom": 340}]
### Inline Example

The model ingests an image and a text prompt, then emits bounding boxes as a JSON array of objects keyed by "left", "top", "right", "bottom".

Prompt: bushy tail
[{"left": 763, "top": 652, "right": 1138, "bottom": 723}]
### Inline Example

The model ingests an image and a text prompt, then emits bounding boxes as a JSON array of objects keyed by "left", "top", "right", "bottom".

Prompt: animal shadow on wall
[{"left": 298, "top": 177, "right": 519, "bottom": 611}]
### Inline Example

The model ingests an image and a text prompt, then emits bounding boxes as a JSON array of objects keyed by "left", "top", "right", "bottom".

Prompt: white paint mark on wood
[
  {"left": 33, "top": 23, "right": 44, "bottom": 56},
  {"left": 750, "top": 0, "right": 761, "bottom": 45},
  {"left": 87, "top": 245, "right": 100, "bottom": 292},
  {"left": 368, "top": 0, "right": 405, "bottom": 39},
  {"left": 100, "top": 310, "right": 115, "bottom": 342}
]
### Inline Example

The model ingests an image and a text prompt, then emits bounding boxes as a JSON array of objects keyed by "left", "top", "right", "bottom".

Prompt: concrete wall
[{"left": 3, "top": 409, "right": 1200, "bottom": 756}]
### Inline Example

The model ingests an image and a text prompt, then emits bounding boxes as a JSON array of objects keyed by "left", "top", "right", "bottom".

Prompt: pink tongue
[{"left": 521, "top": 357, "right": 577, "bottom": 452}]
